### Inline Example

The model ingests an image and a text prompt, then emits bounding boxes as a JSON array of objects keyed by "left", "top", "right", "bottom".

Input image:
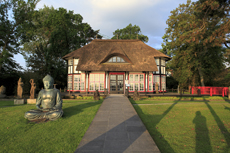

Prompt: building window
[
  {"left": 149, "top": 74, "right": 161, "bottom": 91},
  {"left": 68, "top": 59, "right": 73, "bottom": 65},
  {"left": 130, "top": 75, "right": 133, "bottom": 81},
  {"left": 161, "top": 58, "right": 165, "bottom": 75},
  {"left": 81, "top": 73, "right": 85, "bottom": 91},
  {"left": 68, "top": 75, "right": 72, "bottom": 90},
  {"left": 140, "top": 83, "right": 144, "bottom": 91},
  {"left": 74, "top": 75, "right": 80, "bottom": 90},
  {"left": 72, "top": 73, "right": 85, "bottom": 91},
  {"left": 148, "top": 74, "right": 153, "bottom": 91},
  {"left": 162, "top": 75, "right": 166, "bottom": 91},
  {"left": 153, "top": 75, "right": 160, "bottom": 90},
  {"left": 130, "top": 83, "right": 134, "bottom": 91},
  {"left": 154, "top": 75, "right": 160, "bottom": 91},
  {"left": 154, "top": 58, "right": 166, "bottom": 75},
  {"left": 74, "top": 59, "right": 79, "bottom": 65},
  {"left": 129, "top": 73, "right": 145, "bottom": 91},
  {"left": 89, "top": 73, "right": 105, "bottom": 91},
  {"left": 107, "top": 56, "right": 126, "bottom": 63},
  {"left": 68, "top": 59, "right": 73, "bottom": 74},
  {"left": 161, "top": 59, "right": 165, "bottom": 66},
  {"left": 155, "top": 58, "right": 159, "bottom": 65},
  {"left": 161, "top": 66, "right": 165, "bottom": 74},
  {"left": 73, "top": 58, "right": 81, "bottom": 74}
]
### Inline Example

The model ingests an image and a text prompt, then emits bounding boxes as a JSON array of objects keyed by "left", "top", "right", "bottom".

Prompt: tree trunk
[{"left": 198, "top": 67, "right": 205, "bottom": 86}]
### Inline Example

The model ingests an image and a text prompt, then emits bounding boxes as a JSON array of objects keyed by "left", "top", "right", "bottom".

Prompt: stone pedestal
[
  {"left": 14, "top": 99, "right": 25, "bottom": 105},
  {"left": 27, "top": 99, "right": 36, "bottom": 104},
  {"left": 0, "top": 94, "right": 6, "bottom": 98}
]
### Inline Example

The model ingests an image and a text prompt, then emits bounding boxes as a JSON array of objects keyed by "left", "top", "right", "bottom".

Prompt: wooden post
[
  {"left": 228, "top": 86, "right": 230, "bottom": 100},
  {"left": 197, "top": 89, "right": 201, "bottom": 96}
]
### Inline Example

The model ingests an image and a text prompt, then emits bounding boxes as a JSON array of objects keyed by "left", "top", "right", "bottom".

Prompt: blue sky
[{"left": 14, "top": 0, "right": 196, "bottom": 69}]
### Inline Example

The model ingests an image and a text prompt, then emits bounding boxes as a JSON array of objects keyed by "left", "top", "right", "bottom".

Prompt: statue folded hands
[{"left": 25, "top": 75, "right": 63, "bottom": 121}]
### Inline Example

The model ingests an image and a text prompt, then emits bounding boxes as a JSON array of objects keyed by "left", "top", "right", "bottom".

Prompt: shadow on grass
[
  {"left": 134, "top": 96, "right": 230, "bottom": 152},
  {"left": 133, "top": 99, "right": 180, "bottom": 153},
  {"left": 224, "top": 105, "right": 230, "bottom": 111},
  {"left": 62, "top": 100, "right": 103, "bottom": 118},
  {"left": 220, "top": 96, "right": 230, "bottom": 104},
  {"left": 193, "top": 111, "right": 212, "bottom": 153},
  {"left": 202, "top": 96, "right": 230, "bottom": 151},
  {"left": 204, "top": 101, "right": 230, "bottom": 151}
]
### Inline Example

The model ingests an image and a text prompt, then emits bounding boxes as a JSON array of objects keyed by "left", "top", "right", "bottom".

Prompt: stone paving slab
[{"left": 75, "top": 94, "right": 160, "bottom": 153}]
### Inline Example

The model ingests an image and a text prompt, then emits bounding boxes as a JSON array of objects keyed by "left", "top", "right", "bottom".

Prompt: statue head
[
  {"left": 43, "top": 75, "right": 54, "bottom": 89},
  {"left": 30, "top": 79, "right": 34, "bottom": 84}
]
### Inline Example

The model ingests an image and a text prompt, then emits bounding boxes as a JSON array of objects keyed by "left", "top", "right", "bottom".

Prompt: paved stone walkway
[{"left": 75, "top": 94, "right": 160, "bottom": 153}]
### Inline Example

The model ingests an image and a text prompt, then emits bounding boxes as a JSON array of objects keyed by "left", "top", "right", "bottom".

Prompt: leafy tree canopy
[
  {"left": 21, "top": 6, "right": 102, "bottom": 88},
  {"left": 111, "top": 23, "right": 148, "bottom": 43},
  {"left": 0, "top": 0, "right": 39, "bottom": 74},
  {"left": 162, "top": 0, "right": 228, "bottom": 87}
]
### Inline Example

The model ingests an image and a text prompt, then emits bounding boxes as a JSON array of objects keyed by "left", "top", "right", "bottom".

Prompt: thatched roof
[{"left": 62, "top": 39, "right": 171, "bottom": 72}]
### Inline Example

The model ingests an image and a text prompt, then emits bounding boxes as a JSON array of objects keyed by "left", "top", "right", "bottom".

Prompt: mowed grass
[
  {"left": 0, "top": 100, "right": 15, "bottom": 107},
  {"left": 0, "top": 99, "right": 103, "bottom": 153},
  {"left": 132, "top": 98, "right": 230, "bottom": 153}
]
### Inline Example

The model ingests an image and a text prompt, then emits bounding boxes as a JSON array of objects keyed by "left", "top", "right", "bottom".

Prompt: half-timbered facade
[{"left": 62, "top": 39, "right": 171, "bottom": 94}]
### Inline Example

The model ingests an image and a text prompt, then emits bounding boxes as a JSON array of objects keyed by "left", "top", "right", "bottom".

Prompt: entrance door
[{"left": 110, "top": 75, "right": 124, "bottom": 94}]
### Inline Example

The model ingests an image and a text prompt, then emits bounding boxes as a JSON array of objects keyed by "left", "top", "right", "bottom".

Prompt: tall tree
[
  {"left": 111, "top": 23, "right": 149, "bottom": 43},
  {"left": 191, "top": 0, "right": 229, "bottom": 48},
  {"left": 0, "top": 0, "right": 39, "bottom": 73},
  {"left": 162, "top": 0, "right": 227, "bottom": 88},
  {"left": 22, "top": 6, "right": 102, "bottom": 87}
]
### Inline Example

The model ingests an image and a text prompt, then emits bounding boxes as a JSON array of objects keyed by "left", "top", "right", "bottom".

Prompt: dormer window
[{"left": 107, "top": 56, "right": 126, "bottom": 63}]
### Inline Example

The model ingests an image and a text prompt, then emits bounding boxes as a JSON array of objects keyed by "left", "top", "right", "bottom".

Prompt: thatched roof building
[
  {"left": 63, "top": 39, "right": 170, "bottom": 71},
  {"left": 62, "top": 39, "right": 171, "bottom": 94}
]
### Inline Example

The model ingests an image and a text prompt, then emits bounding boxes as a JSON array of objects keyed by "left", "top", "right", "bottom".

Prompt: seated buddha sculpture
[{"left": 25, "top": 75, "right": 63, "bottom": 121}]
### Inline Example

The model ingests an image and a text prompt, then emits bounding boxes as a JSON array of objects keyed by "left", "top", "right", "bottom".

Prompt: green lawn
[
  {"left": 131, "top": 96, "right": 229, "bottom": 104},
  {"left": 132, "top": 98, "right": 230, "bottom": 153},
  {"left": 0, "top": 99, "right": 103, "bottom": 153},
  {"left": 0, "top": 100, "right": 15, "bottom": 107}
]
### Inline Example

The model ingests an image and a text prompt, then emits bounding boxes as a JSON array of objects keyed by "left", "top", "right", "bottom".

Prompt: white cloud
[{"left": 90, "top": 0, "right": 157, "bottom": 10}]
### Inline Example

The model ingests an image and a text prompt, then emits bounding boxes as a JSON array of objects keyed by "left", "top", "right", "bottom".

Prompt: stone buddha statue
[{"left": 25, "top": 75, "right": 63, "bottom": 121}]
